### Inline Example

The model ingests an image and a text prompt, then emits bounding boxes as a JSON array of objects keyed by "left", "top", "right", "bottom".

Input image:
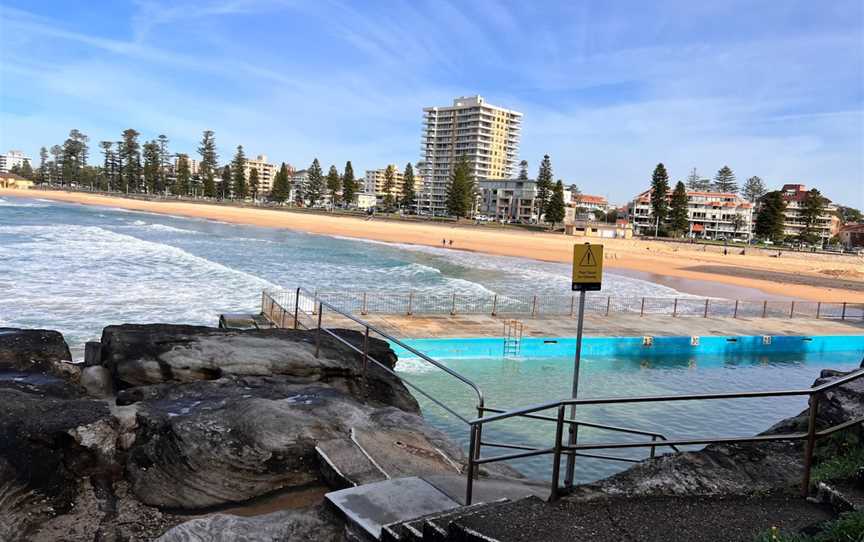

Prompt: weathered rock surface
[
  {"left": 568, "top": 366, "right": 864, "bottom": 501},
  {"left": 0, "top": 327, "right": 73, "bottom": 374},
  {"left": 156, "top": 506, "right": 343, "bottom": 542}
]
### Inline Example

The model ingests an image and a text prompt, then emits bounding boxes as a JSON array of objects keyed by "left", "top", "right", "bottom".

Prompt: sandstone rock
[
  {"left": 155, "top": 506, "right": 343, "bottom": 542},
  {"left": 0, "top": 327, "right": 72, "bottom": 373},
  {"left": 81, "top": 365, "right": 114, "bottom": 398},
  {"left": 100, "top": 324, "right": 417, "bottom": 412}
]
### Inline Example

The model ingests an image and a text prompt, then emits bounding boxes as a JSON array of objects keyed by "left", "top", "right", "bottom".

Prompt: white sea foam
[{"left": 146, "top": 224, "right": 202, "bottom": 235}]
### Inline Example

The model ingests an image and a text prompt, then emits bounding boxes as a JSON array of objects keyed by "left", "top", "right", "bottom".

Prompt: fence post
[
  {"left": 491, "top": 294, "right": 498, "bottom": 316},
  {"left": 314, "top": 303, "right": 323, "bottom": 358},
  {"left": 703, "top": 299, "right": 709, "bottom": 318},
  {"left": 550, "top": 405, "right": 566, "bottom": 501},
  {"left": 650, "top": 435, "right": 657, "bottom": 459},
  {"left": 640, "top": 297, "right": 646, "bottom": 317},
  {"left": 407, "top": 292, "right": 414, "bottom": 316},
  {"left": 293, "top": 287, "right": 301, "bottom": 329},
  {"left": 790, "top": 301, "right": 795, "bottom": 319},
  {"left": 801, "top": 394, "right": 820, "bottom": 497},
  {"left": 672, "top": 298, "right": 678, "bottom": 318},
  {"left": 816, "top": 302, "right": 821, "bottom": 319},
  {"left": 762, "top": 300, "right": 768, "bottom": 318},
  {"left": 361, "top": 292, "right": 368, "bottom": 316},
  {"left": 733, "top": 300, "right": 739, "bottom": 319},
  {"left": 531, "top": 295, "right": 538, "bottom": 317},
  {"left": 606, "top": 296, "right": 611, "bottom": 317},
  {"left": 280, "top": 308, "right": 287, "bottom": 328},
  {"left": 465, "top": 425, "right": 478, "bottom": 505},
  {"left": 450, "top": 292, "right": 457, "bottom": 315},
  {"left": 841, "top": 302, "right": 847, "bottom": 320},
  {"left": 260, "top": 291, "right": 266, "bottom": 315},
  {"left": 362, "top": 326, "right": 370, "bottom": 378},
  {"left": 570, "top": 295, "right": 575, "bottom": 318}
]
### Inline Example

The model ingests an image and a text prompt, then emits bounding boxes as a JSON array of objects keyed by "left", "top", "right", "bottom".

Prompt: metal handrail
[{"left": 465, "top": 367, "right": 864, "bottom": 503}]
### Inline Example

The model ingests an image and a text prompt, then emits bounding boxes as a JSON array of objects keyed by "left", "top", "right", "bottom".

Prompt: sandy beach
[{"left": 5, "top": 188, "right": 864, "bottom": 302}]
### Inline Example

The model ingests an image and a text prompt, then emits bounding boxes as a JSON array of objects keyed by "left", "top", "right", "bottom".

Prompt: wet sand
[{"left": 5, "top": 188, "right": 863, "bottom": 302}]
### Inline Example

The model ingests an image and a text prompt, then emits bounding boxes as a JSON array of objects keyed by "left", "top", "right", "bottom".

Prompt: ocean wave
[
  {"left": 0, "top": 200, "right": 49, "bottom": 208},
  {"left": 146, "top": 224, "right": 202, "bottom": 235}
]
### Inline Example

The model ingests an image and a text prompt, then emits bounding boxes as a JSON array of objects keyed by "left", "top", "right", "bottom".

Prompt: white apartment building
[
  {"left": 478, "top": 178, "right": 538, "bottom": 222},
  {"left": 628, "top": 189, "right": 754, "bottom": 240},
  {"left": 364, "top": 166, "right": 418, "bottom": 206},
  {"left": 572, "top": 194, "right": 610, "bottom": 213},
  {"left": 420, "top": 96, "right": 522, "bottom": 215},
  {"left": 0, "top": 150, "right": 31, "bottom": 172},
  {"left": 173, "top": 155, "right": 200, "bottom": 176},
  {"left": 244, "top": 154, "right": 277, "bottom": 195},
  {"left": 778, "top": 184, "right": 839, "bottom": 242},
  {"left": 290, "top": 169, "right": 308, "bottom": 204}
]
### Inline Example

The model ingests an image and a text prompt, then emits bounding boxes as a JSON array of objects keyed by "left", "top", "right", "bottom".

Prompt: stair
[{"left": 502, "top": 320, "right": 522, "bottom": 357}]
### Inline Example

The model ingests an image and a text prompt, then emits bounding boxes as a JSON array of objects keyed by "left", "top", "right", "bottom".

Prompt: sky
[{"left": 1, "top": 0, "right": 862, "bottom": 206}]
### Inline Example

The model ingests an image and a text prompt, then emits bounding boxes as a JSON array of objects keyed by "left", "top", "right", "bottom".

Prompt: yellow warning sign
[{"left": 572, "top": 243, "right": 603, "bottom": 291}]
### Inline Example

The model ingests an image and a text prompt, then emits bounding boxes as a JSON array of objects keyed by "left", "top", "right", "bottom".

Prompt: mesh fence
[{"left": 262, "top": 289, "right": 864, "bottom": 323}]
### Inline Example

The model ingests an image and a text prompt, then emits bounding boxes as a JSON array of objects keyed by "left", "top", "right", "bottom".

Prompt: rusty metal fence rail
[{"left": 263, "top": 289, "right": 864, "bottom": 321}]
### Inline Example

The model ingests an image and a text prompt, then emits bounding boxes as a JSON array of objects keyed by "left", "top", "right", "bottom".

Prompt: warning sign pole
[{"left": 564, "top": 242, "right": 603, "bottom": 488}]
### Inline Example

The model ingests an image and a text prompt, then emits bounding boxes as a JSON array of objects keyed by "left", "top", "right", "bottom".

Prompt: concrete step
[
  {"left": 422, "top": 498, "right": 522, "bottom": 542},
  {"left": 325, "top": 477, "right": 460, "bottom": 541},
  {"left": 316, "top": 437, "right": 388, "bottom": 489},
  {"left": 423, "top": 473, "right": 549, "bottom": 506},
  {"left": 352, "top": 427, "right": 462, "bottom": 479}
]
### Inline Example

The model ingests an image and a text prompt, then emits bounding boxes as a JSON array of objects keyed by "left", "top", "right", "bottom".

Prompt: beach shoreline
[{"left": 4, "top": 187, "right": 863, "bottom": 302}]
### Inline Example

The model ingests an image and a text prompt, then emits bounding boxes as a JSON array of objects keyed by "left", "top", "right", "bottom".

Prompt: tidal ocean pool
[{"left": 394, "top": 345, "right": 864, "bottom": 482}]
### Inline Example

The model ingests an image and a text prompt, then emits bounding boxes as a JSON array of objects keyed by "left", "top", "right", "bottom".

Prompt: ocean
[{"left": 0, "top": 194, "right": 687, "bottom": 359}]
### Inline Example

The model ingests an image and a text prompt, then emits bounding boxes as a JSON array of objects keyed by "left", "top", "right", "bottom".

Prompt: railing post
[
  {"left": 703, "top": 299, "right": 709, "bottom": 318},
  {"left": 531, "top": 295, "right": 538, "bottom": 317},
  {"left": 801, "top": 394, "right": 820, "bottom": 497},
  {"left": 465, "top": 424, "right": 478, "bottom": 505},
  {"left": 260, "top": 291, "right": 266, "bottom": 315},
  {"left": 841, "top": 302, "right": 847, "bottom": 320},
  {"left": 362, "top": 326, "right": 370, "bottom": 378},
  {"left": 361, "top": 292, "right": 368, "bottom": 316},
  {"left": 550, "top": 404, "right": 566, "bottom": 501},
  {"left": 407, "top": 292, "right": 414, "bottom": 316},
  {"left": 816, "top": 302, "right": 821, "bottom": 319},
  {"left": 450, "top": 292, "right": 457, "bottom": 315},
  {"left": 672, "top": 298, "right": 678, "bottom": 317},
  {"left": 491, "top": 294, "right": 498, "bottom": 316},
  {"left": 293, "top": 287, "right": 301, "bottom": 329},
  {"left": 640, "top": 297, "right": 646, "bottom": 317},
  {"left": 762, "top": 300, "right": 768, "bottom": 318},
  {"left": 733, "top": 300, "right": 739, "bottom": 319},
  {"left": 314, "top": 303, "right": 323, "bottom": 358},
  {"left": 280, "top": 307, "right": 287, "bottom": 328},
  {"left": 570, "top": 295, "right": 575, "bottom": 318},
  {"left": 606, "top": 296, "right": 611, "bottom": 317},
  {"left": 650, "top": 435, "right": 657, "bottom": 458},
  {"left": 790, "top": 301, "right": 795, "bottom": 319}
]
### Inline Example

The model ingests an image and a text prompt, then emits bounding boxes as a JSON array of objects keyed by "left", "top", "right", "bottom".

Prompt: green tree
[
  {"left": 118, "top": 129, "right": 141, "bottom": 192},
  {"left": 669, "top": 181, "right": 690, "bottom": 236},
  {"left": 219, "top": 165, "right": 231, "bottom": 199},
  {"left": 445, "top": 156, "right": 475, "bottom": 218},
  {"left": 401, "top": 162, "right": 416, "bottom": 211},
  {"left": 799, "top": 188, "right": 828, "bottom": 244},
  {"left": 685, "top": 168, "right": 711, "bottom": 191},
  {"left": 174, "top": 154, "right": 191, "bottom": 196},
  {"left": 754, "top": 191, "right": 787, "bottom": 242},
  {"left": 197, "top": 130, "right": 218, "bottom": 198},
  {"left": 99, "top": 141, "right": 115, "bottom": 190},
  {"left": 249, "top": 168, "right": 260, "bottom": 200},
  {"left": 270, "top": 163, "right": 291, "bottom": 203},
  {"left": 20, "top": 160, "right": 34, "bottom": 180},
  {"left": 382, "top": 164, "right": 396, "bottom": 209},
  {"left": 545, "top": 180, "right": 566, "bottom": 229},
  {"left": 306, "top": 158, "right": 324, "bottom": 205},
  {"left": 62, "top": 129, "right": 89, "bottom": 185},
  {"left": 517, "top": 159, "right": 529, "bottom": 181},
  {"left": 731, "top": 214, "right": 746, "bottom": 239},
  {"left": 142, "top": 140, "right": 161, "bottom": 193},
  {"left": 341, "top": 161, "right": 356, "bottom": 206},
  {"left": 49, "top": 145, "right": 63, "bottom": 185},
  {"left": 157, "top": 134, "right": 170, "bottom": 194},
  {"left": 535, "top": 154, "right": 553, "bottom": 218},
  {"left": 231, "top": 145, "right": 247, "bottom": 199},
  {"left": 38, "top": 147, "right": 49, "bottom": 184},
  {"left": 742, "top": 176, "right": 766, "bottom": 203},
  {"left": 326, "top": 164, "right": 341, "bottom": 206},
  {"left": 650, "top": 163, "right": 670, "bottom": 235},
  {"left": 836, "top": 205, "right": 862, "bottom": 224},
  {"left": 712, "top": 166, "right": 738, "bottom": 193}
]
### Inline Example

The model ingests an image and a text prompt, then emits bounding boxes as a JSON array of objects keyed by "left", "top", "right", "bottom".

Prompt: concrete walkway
[{"left": 316, "top": 312, "right": 864, "bottom": 339}]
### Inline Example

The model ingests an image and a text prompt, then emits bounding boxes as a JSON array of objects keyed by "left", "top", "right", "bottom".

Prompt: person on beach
[
  {"left": 442, "top": 239, "right": 446, "bottom": 247},
  {"left": 449, "top": 239, "right": 453, "bottom": 247}
]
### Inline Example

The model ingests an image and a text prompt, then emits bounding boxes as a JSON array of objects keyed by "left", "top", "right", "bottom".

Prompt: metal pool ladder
[{"left": 503, "top": 319, "right": 523, "bottom": 357}]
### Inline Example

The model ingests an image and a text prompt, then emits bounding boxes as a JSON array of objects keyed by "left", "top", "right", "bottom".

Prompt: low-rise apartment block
[
  {"left": 628, "top": 189, "right": 754, "bottom": 240},
  {"left": 364, "top": 166, "right": 418, "bottom": 206},
  {"left": 244, "top": 154, "right": 278, "bottom": 194},
  {"left": 778, "top": 184, "right": 839, "bottom": 242},
  {"left": 0, "top": 150, "right": 31, "bottom": 172},
  {"left": 572, "top": 194, "right": 610, "bottom": 213},
  {"left": 478, "top": 178, "right": 538, "bottom": 222}
]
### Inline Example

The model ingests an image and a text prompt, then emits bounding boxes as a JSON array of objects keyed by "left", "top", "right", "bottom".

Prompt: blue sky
[{"left": 1, "top": 0, "right": 862, "bottom": 206}]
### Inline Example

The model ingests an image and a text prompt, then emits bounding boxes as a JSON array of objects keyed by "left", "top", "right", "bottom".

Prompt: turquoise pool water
[{"left": 392, "top": 335, "right": 864, "bottom": 483}]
